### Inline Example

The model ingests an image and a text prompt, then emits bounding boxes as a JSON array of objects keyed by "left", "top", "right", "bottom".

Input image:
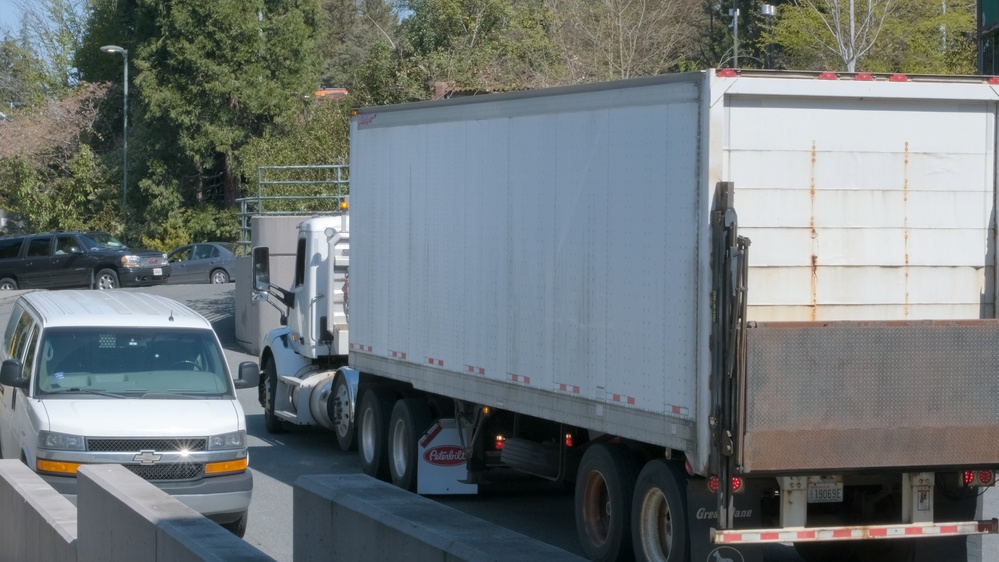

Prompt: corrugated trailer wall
[
  {"left": 350, "top": 75, "right": 708, "bottom": 454},
  {"left": 716, "top": 77, "right": 998, "bottom": 321}
]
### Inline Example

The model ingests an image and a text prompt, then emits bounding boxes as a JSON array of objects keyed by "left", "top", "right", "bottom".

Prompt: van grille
[
  {"left": 124, "top": 463, "right": 205, "bottom": 481},
  {"left": 87, "top": 438, "right": 207, "bottom": 452}
]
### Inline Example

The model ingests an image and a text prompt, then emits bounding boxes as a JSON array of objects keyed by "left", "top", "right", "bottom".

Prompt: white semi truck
[{"left": 253, "top": 70, "right": 999, "bottom": 562}]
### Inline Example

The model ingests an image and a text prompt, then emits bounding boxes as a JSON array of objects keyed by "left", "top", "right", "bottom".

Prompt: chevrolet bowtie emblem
[{"left": 133, "top": 450, "right": 162, "bottom": 465}]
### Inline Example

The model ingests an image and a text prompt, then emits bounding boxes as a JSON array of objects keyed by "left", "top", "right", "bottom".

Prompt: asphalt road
[{"left": 1, "top": 284, "right": 996, "bottom": 562}]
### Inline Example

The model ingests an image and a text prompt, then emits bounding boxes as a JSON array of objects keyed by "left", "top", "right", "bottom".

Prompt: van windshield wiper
[{"left": 43, "top": 388, "right": 126, "bottom": 399}]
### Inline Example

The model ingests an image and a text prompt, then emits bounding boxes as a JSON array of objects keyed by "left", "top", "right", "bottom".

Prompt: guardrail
[{"left": 236, "top": 165, "right": 348, "bottom": 251}]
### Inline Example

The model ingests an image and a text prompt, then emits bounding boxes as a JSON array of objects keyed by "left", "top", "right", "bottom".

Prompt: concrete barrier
[
  {"left": 76, "top": 465, "right": 272, "bottom": 562},
  {"left": 294, "top": 473, "right": 587, "bottom": 562},
  {"left": 0, "top": 460, "right": 76, "bottom": 562}
]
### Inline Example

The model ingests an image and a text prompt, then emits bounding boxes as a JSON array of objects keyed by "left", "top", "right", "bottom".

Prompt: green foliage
[
  {"left": 0, "top": 145, "right": 121, "bottom": 234},
  {"left": 0, "top": 37, "right": 49, "bottom": 111},
  {"left": 140, "top": 206, "right": 239, "bottom": 252},
  {"left": 401, "top": 0, "right": 561, "bottom": 92},
  {"left": 770, "top": 0, "right": 973, "bottom": 73}
]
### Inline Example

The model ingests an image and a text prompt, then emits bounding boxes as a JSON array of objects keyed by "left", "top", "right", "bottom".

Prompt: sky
[{"left": 0, "top": 0, "right": 21, "bottom": 36}]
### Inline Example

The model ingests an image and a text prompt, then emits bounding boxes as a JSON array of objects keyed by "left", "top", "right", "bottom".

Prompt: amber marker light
[
  {"left": 205, "top": 458, "right": 249, "bottom": 475},
  {"left": 37, "top": 459, "right": 81, "bottom": 474}
]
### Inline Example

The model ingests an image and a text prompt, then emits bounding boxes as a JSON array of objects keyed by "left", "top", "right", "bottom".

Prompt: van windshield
[{"left": 33, "top": 327, "right": 232, "bottom": 398}]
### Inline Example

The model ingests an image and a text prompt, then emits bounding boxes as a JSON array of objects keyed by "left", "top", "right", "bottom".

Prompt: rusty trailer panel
[{"left": 739, "top": 320, "right": 999, "bottom": 473}]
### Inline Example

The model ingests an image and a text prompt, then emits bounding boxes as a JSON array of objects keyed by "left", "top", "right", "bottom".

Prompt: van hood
[{"left": 38, "top": 398, "right": 244, "bottom": 437}]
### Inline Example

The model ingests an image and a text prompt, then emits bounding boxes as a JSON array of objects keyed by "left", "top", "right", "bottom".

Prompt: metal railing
[{"left": 236, "top": 165, "right": 349, "bottom": 250}]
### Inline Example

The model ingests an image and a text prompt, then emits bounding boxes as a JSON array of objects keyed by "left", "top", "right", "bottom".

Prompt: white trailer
[{"left": 255, "top": 70, "right": 999, "bottom": 562}]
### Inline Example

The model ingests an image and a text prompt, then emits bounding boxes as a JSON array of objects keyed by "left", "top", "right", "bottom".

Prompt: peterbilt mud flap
[{"left": 417, "top": 418, "right": 478, "bottom": 495}]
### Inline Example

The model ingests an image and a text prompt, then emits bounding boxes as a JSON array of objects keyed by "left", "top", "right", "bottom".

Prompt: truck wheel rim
[
  {"left": 333, "top": 384, "right": 350, "bottom": 437},
  {"left": 581, "top": 470, "right": 611, "bottom": 547},
  {"left": 391, "top": 418, "right": 408, "bottom": 477},
  {"left": 638, "top": 487, "right": 673, "bottom": 561}
]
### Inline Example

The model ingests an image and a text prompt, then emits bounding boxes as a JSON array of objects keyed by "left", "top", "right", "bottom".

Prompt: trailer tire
[
  {"left": 575, "top": 443, "right": 640, "bottom": 562},
  {"left": 331, "top": 373, "right": 356, "bottom": 451},
  {"left": 262, "top": 358, "right": 286, "bottom": 434},
  {"left": 632, "top": 459, "right": 689, "bottom": 562},
  {"left": 388, "top": 398, "right": 433, "bottom": 491},
  {"left": 358, "top": 388, "right": 393, "bottom": 480}
]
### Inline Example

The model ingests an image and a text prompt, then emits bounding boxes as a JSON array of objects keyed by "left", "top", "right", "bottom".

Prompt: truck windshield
[{"left": 33, "top": 327, "right": 232, "bottom": 398}]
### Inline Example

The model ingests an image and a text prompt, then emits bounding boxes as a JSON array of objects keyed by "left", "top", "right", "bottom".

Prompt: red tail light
[
  {"left": 707, "top": 476, "right": 744, "bottom": 493},
  {"left": 564, "top": 433, "right": 573, "bottom": 447},
  {"left": 962, "top": 470, "right": 995, "bottom": 487},
  {"left": 494, "top": 435, "right": 505, "bottom": 450}
]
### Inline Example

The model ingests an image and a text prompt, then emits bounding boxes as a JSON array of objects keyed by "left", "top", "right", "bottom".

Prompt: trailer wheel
[
  {"left": 388, "top": 398, "right": 433, "bottom": 491},
  {"left": 262, "top": 358, "right": 286, "bottom": 434},
  {"left": 575, "top": 443, "right": 640, "bottom": 562},
  {"left": 358, "top": 388, "right": 393, "bottom": 479},
  {"left": 330, "top": 373, "right": 356, "bottom": 451},
  {"left": 631, "top": 459, "right": 689, "bottom": 562}
]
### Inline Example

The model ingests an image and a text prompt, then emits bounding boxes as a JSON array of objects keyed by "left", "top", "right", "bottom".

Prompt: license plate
[
  {"left": 808, "top": 481, "right": 843, "bottom": 503},
  {"left": 153, "top": 268, "right": 163, "bottom": 276}
]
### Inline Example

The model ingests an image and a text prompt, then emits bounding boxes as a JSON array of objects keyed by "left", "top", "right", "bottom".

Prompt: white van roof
[{"left": 19, "top": 290, "right": 212, "bottom": 330}]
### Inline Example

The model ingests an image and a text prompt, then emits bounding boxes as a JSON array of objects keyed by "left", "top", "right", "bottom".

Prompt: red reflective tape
[
  {"left": 870, "top": 528, "right": 887, "bottom": 537},
  {"left": 941, "top": 526, "right": 958, "bottom": 534},
  {"left": 904, "top": 527, "right": 922, "bottom": 536},
  {"left": 796, "top": 531, "right": 816, "bottom": 540},
  {"left": 833, "top": 529, "right": 853, "bottom": 538},
  {"left": 760, "top": 532, "right": 780, "bottom": 541},
  {"left": 722, "top": 533, "right": 742, "bottom": 543}
]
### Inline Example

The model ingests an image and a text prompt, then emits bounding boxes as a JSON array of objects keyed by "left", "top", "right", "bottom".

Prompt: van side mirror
[
  {"left": 0, "top": 359, "right": 28, "bottom": 389},
  {"left": 251, "top": 247, "right": 270, "bottom": 302},
  {"left": 233, "top": 361, "right": 260, "bottom": 390}
]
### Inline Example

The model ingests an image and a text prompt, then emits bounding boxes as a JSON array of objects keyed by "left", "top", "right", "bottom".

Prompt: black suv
[{"left": 0, "top": 232, "right": 170, "bottom": 290}]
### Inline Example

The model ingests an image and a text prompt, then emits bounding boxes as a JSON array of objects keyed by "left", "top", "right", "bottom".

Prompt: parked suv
[
  {"left": 0, "top": 290, "right": 260, "bottom": 535},
  {"left": 0, "top": 231, "right": 170, "bottom": 290}
]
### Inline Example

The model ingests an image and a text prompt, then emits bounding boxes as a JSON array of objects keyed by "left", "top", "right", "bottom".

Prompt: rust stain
[
  {"left": 903, "top": 141, "right": 910, "bottom": 318},
  {"left": 810, "top": 141, "right": 818, "bottom": 320}
]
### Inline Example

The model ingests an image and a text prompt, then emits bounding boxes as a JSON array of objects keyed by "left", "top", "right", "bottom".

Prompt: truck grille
[
  {"left": 87, "top": 438, "right": 207, "bottom": 452},
  {"left": 124, "top": 463, "right": 205, "bottom": 481}
]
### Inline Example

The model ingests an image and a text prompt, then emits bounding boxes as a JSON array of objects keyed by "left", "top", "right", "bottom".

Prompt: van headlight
[
  {"left": 39, "top": 431, "right": 86, "bottom": 451},
  {"left": 207, "top": 430, "right": 246, "bottom": 450}
]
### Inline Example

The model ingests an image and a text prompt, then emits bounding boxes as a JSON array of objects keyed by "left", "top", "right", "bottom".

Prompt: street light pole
[
  {"left": 729, "top": 8, "right": 740, "bottom": 68},
  {"left": 100, "top": 45, "right": 128, "bottom": 224}
]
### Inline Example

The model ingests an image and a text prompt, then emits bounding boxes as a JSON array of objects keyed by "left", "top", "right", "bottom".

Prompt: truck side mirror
[
  {"left": 0, "top": 359, "right": 28, "bottom": 389},
  {"left": 233, "top": 361, "right": 260, "bottom": 390},
  {"left": 251, "top": 246, "right": 270, "bottom": 301}
]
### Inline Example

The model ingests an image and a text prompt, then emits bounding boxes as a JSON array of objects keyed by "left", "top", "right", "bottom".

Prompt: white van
[{"left": 0, "top": 290, "right": 259, "bottom": 536}]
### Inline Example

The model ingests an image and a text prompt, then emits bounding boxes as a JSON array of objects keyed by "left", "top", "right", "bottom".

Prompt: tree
[
  {"left": 0, "top": 81, "right": 120, "bottom": 234},
  {"left": 775, "top": 0, "right": 894, "bottom": 72},
  {"left": 319, "top": 0, "right": 421, "bottom": 105},
  {"left": 772, "top": 0, "right": 973, "bottom": 73},
  {"left": 13, "top": 0, "right": 89, "bottom": 95},
  {"left": 546, "top": 0, "right": 705, "bottom": 82},
  {"left": 131, "top": 0, "right": 323, "bottom": 208},
  {"left": 401, "top": 0, "right": 561, "bottom": 92},
  {"left": 0, "top": 37, "right": 48, "bottom": 113}
]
